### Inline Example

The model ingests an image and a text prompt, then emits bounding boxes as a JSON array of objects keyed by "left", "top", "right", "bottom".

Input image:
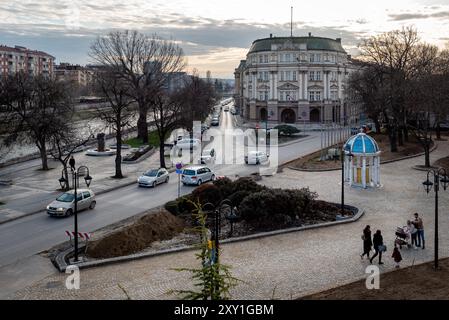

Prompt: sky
[{"left": 1, "top": 0, "right": 449, "bottom": 78}]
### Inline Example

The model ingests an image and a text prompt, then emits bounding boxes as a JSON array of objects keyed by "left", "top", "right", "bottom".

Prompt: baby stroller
[{"left": 394, "top": 226, "right": 412, "bottom": 249}]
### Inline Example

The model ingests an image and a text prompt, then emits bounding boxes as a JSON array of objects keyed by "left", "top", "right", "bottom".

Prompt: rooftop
[{"left": 248, "top": 35, "right": 346, "bottom": 54}]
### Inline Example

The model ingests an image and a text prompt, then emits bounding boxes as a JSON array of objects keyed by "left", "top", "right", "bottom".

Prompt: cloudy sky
[{"left": 1, "top": 0, "right": 449, "bottom": 78}]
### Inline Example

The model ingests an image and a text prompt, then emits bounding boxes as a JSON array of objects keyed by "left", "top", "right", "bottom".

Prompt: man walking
[
  {"left": 69, "top": 156, "right": 76, "bottom": 171},
  {"left": 414, "top": 213, "right": 425, "bottom": 249}
]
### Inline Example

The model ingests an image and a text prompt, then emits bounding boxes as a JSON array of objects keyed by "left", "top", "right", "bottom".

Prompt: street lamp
[
  {"left": 59, "top": 165, "right": 93, "bottom": 262},
  {"left": 341, "top": 148, "right": 353, "bottom": 216},
  {"left": 224, "top": 206, "right": 240, "bottom": 237},
  {"left": 422, "top": 168, "right": 449, "bottom": 270}
]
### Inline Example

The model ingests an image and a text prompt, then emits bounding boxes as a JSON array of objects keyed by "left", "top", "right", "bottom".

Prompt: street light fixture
[
  {"left": 422, "top": 168, "right": 448, "bottom": 270},
  {"left": 224, "top": 206, "right": 240, "bottom": 237},
  {"left": 59, "top": 165, "right": 93, "bottom": 262}
]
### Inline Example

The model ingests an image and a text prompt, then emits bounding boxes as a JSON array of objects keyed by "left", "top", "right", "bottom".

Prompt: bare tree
[
  {"left": 358, "top": 26, "right": 420, "bottom": 151},
  {"left": 89, "top": 30, "right": 186, "bottom": 144},
  {"left": 49, "top": 125, "right": 93, "bottom": 190},
  {"left": 94, "top": 69, "right": 135, "bottom": 178},
  {"left": 0, "top": 73, "right": 74, "bottom": 170}
]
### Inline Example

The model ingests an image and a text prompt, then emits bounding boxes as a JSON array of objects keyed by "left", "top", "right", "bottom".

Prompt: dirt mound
[{"left": 87, "top": 209, "right": 185, "bottom": 259}]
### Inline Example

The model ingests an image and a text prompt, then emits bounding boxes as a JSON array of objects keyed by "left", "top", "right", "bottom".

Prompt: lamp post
[
  {"left": 341, "top": 149, "right": 353, "bottom": 216},
  {"left": 422, "top": 168, "right": 449, "bottom": 270},
  {"left": 59, "top": 165, "right": 92, "bottom": 262}
]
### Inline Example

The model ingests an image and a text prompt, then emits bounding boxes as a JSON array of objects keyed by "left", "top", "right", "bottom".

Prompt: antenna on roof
[{"left": 290, "top": 6, "right": 293, "bottom": 37}]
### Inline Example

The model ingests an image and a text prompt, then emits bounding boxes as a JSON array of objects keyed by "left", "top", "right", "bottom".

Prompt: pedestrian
[
  {"left": 413, "top": 213, "right": 425, "bottom": 249},
  {"left": 392, "top": 246, "right": 402, "bottom": 268},
  {"left": 406, "top": 220, "right": 418, "bottom": 249},
  {"left": 370, "top": 230, "right": 384, "bottom": 265},
  {"left": 360, "top": 225, "right": 373, "bottom": 259},
  {"left": 69, "top": 156, "right": 76, "bottom": 171}
]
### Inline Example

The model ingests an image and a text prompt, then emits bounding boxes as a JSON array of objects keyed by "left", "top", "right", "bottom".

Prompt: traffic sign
[{"left": 176, "top": 169, "right": 183, "bottom": 174}]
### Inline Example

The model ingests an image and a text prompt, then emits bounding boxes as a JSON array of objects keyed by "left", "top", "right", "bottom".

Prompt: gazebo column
[
  {"left": 376, "top": 156, "right": 381, "bottom": 186},
  {"left": 349, "top": 158, "right": 353, "bottom": 186},
  {"left": 362, "top": 157, "right": 367, "bottom": 188}
]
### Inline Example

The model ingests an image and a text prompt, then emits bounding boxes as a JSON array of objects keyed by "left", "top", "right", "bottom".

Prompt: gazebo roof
[{"left": 344, "top": 133, "right": 380, "bottom": 155}]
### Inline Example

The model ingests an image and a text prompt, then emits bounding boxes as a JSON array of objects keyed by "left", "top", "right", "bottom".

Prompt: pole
[
  {"left": 290, "top": 7, "right": 293, "bottom": 37},
  {"left": 178, "top": 174, "right": 180, "bottom": 198},
  {"left": 434, "top": 172, "right": 439, "bottom": 270},
  {"left": 74, "top": 171, "right": 78, "bottom": 262},
  {"left": 341, "top": 150, "right": 344, "bottom": 216}
]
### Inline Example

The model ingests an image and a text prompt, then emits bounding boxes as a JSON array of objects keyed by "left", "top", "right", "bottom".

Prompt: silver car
[
  {"left": 47, "top": 189, "right": 96, "bottom": 217},
  {"left": 181, "top": 165, "right": 215, "bottom": 186},
  {"left": 138, "top": 168, "right": 169, "bottom": 187}
]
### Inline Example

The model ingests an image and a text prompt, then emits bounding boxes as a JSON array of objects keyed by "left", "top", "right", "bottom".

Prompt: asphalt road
[{"left": 0, "top": 105, "right": 326, "bottom": 268}]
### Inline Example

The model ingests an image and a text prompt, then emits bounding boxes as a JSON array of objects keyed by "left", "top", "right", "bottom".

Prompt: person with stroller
[
  {"left": 405, "top": 220, "right": 418, "bottom": 249},
  {"left": 370, "top": 230, "right": 384, "bottom": 265},
  {"left": 413, "top": 213, "right": 425, "bottom": 249},
  {"left": 360, "top": 225, "right": 372, "bottom": 260}
]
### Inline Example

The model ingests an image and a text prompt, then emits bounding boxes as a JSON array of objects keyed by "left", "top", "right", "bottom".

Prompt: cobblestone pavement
[{"left": 9, "top": 142, "right": 449, "bottom": 300}]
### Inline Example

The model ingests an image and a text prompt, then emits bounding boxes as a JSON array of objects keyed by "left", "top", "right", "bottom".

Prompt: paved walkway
[{"left": 7, "top": 141, "right": 449, "bottom": 300}]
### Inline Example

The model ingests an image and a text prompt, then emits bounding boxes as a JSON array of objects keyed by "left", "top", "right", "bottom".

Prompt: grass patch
[{"left": 125, "top": 130, "right": 171, "bottom": 148}]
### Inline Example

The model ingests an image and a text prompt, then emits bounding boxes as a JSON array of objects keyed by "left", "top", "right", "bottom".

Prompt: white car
[
  {"left": 181, "top": 165, "right": 215, "bottom": 186},
  {"left": 47, "top": 189, "right": 96, "bottom": 217},
  {"left": 245, "top": 151, "right": 269, "bottom": 165},
  {"left": 176, "top": 138, "right": 201, "bottom": 149},
  {"left": 137, "top": 168, "right": 169, "bottom": 187},
  {"left": 201, "top": 148, "right": 216, "bottom": 164}
]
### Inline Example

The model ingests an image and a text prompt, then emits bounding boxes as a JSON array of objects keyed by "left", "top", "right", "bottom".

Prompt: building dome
[
  {"left": 344, "top": 133, "right": 380, "bottom": 155},
  {"left": 248, "top": 36, "right": 347, "bottom": 54}
]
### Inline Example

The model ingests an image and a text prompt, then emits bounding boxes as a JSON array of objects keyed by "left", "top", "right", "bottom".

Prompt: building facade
[
  {"left": 0, "top": 45, "right": 54, "bottom": 78},
  {"left": 234, "top": 34, "right": 358, "bottom": 124},
  {"left": 55, "top": 63, "right": 93, "bottom": 87}
]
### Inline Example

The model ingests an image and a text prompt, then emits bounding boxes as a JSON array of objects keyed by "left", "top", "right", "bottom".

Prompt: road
[{"left": 0, "top": 103, "right": 327, "bottom": 268}]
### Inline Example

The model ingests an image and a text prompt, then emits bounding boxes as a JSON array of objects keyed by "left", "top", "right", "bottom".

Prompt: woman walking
[
  {"left": 370, "top": 230, "right": 384, "bottom": 265},
  {"left": 360, "top": 225, "right": 372, "bottom": 259}
]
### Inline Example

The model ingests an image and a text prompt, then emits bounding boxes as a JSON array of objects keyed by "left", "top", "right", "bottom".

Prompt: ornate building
[{"left": 234, "top": 34, "right": 358, "bottom": 124}]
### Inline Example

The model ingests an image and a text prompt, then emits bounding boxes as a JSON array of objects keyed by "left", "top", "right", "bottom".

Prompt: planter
[{"left": 85, "top": 149, "right": 116, "bottom": 156}]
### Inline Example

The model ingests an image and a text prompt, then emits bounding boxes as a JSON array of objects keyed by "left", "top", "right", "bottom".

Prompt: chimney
[
  {"left": 270, "top": 33, "right": 273, "bottom": 38},
  {"left": 308, "top": 32, "right": 312, "bottom": 37},
  {"left": 336, "top": 38, "right": 341, "bottom": 43}
]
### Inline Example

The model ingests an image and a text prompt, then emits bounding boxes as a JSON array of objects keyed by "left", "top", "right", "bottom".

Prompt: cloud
[
  {"left": 0, "top": 2, "right": 365, "bottom": 77},
  {"left": 389, "top": 11, "right": 449, "bottom": 21}
]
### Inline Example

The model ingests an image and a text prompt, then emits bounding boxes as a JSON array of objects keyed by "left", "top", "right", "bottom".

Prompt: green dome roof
[{"left": 248, "top": 36, "right": 346, "bottom": 54}]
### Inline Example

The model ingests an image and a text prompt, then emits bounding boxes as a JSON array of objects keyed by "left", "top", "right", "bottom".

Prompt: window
[
  {"left": 82, "top": 191, "right": 91, "bottom": 199},
  {"left": 309, "top": 91, "right": 321, "bottom": 101},
  {"left": 285, "top": 71, "right": 291, "bottom": 81},
  {"left": 264, "top": 55, "right": 269, "bottom": 63},
  {"left": 330, "top": 71, "right": 337, "bottom": 81},
  {"left": 259, "top": 55, "right": 263, "bottom": 63},
  {"left": 258, "top": 91, "right": 268, "bottom": 101},
  {"left": 285, "top": 53, "right": 291, "bottom": 62},
  {"left": 310, "top": 71, "right": 321, "bottom": 81},
  {"left": 331, "top": 91, "right": 338, "bottom": 101},
  {"left": 293, "top": 71, "right": 297, "bottom": 81}
]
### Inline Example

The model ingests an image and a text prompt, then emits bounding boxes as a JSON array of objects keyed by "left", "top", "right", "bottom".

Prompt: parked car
[
  {"left": 201, "top": 148, "right": 216, "bottom": 164},
  {"left": 181, "top": 165, "right": 215, "bottom": 186},
  {"left": 245, "top": 151, "right": 269, "bottom": 165},
  {"left": 176, "top": 138, "right": 201, "bottom": 149},
  {"left": 211, "top": 118, "right": 220, "bottom": 126},
  {"left": 224, "top": 107, "right": 229, "bottom": 112},
  {"left": 137, "top": 168, "right": 169, "bottom": 187},
  {"left": 47, "top": 189, "right": 96, "bottom": 217}
]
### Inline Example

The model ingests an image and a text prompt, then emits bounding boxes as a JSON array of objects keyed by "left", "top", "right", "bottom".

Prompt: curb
[
  {"left": 286, "top": 143, "right": 438, "bottom": 172},
  {"left": 54, "top": 205, "right": 364, "bottom": 272},
  {"left": 0, "top": 166, "right": 177, "bottom": 226}
]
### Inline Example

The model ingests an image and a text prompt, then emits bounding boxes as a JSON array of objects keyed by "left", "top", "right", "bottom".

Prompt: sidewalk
[
  {"left": 0, "top": 147, "right": 171, "bottom": 224},
  {"left": 8, "top": 141, "right": 449, "bottom": 300}
]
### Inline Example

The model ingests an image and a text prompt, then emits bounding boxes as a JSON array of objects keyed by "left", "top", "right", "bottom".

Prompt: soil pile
[{"left": 87, "top": 209, "right": 185, "bottom": 259}]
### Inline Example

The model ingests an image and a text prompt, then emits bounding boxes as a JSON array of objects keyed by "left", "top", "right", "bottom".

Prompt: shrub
[
  {"left": 164, "top": 200, "right": 179, "bottom": 216},
  {"left": 228, "top": 190, "right": 251, "bottom": 207},
  {"left": 273, "top": 125, "right": 300, "bottom": 136},
  {"left": 238, "top": 188, "right": 318, "bottom": 228},
  {"left": 229, "top": 177, "right": 265, "bottom": 195},
  {"left": 191, "top": 183, "right": 222, "bottom": 206},
  {"left": 212, "top": 177, "right": 234, "bottom": 198}
]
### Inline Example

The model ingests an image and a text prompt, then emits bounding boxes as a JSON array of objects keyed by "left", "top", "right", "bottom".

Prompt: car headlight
[
  {"left": 46, "top": 205, "right": 50, "bottom": 210},
  {"left": 57, "top": 208, "right": 64, "bottom": 212}
]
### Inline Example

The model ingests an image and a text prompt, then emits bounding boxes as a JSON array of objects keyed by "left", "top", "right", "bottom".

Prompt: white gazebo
[{"left": 343, "top": 133, "right": 381, "bottom": 189}]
